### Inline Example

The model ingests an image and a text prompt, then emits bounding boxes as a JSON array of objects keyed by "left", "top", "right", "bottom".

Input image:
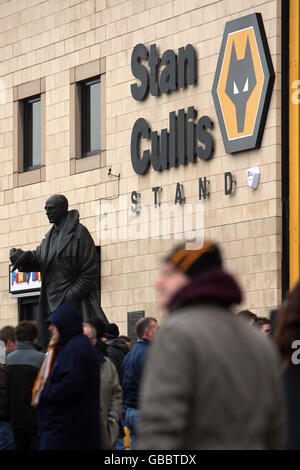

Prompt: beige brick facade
[{"left": 0, "top": 0, "right": 282, "bottom": 332}]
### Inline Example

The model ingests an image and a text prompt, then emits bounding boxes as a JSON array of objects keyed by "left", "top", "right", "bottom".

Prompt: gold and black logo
[{"left": 212, "top": 13, "right": 275, "bottom": 154}]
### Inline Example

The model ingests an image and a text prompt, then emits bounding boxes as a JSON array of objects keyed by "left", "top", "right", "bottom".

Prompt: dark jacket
[
  {"left": 14, "top": 210, "right": 106, "bottom": 350},
  {"left": 0, "top": 364, "right": 9, "bottom": 421},
  {"left": 137, "top": 268, "right": 286, "bottom": 450},
  {"left": 38, "top": 303, "right": 101, "bottom": 450},
  {"left": 122, "top": 338, "right": 151, "bottom": 409},
  {"left": 282, "top": 366, "right": 300, "bottom": 450},
  {"left": 6, "top": 342, "right": 44, "bottom": 428},
  {"left": 105, "top": 335, "right": 129, "bottom": 383},
  {"left": 95, "top": 338, "right": 108, "bottom": 357}
]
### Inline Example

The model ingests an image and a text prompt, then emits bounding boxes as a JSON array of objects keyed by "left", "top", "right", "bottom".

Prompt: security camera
[
  {"left": 247, "top": 166, "right": 260, "bottom": 190},
  {"left": 107, "top": 168, "right": 120, "bottom": 179}
]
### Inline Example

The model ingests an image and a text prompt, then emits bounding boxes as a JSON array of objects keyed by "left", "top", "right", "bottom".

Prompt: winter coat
[
  {"left": 122, "top": 338, "right": 151, "bottom": 409},
  {"left": 137, "top": 267, "right": 286, "bottom": 450},
  {"left": 282, "top": 366, "right": 300, "bottom": 449},
  {"left": 0, "top": 364, "right": 9, "bottom": 421},
  {"left": 38, "top": 303, "right": 101, "bottom": 450},
  {"left": 100, "top": 357, "right": 123, "bottom": 449},
  {"left": 105, "top": 335, "right": 129, "bottom": 383},
  {"left": 6, "top": 342, "right": 44, "bottom": 428},
  {"left": 15, "top": 210, "right": 106, "bottom": 350}
]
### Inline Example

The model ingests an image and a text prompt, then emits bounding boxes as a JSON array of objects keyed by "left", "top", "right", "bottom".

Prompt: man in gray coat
[
  {"left": 136, "top": 241, "right": 286, "bottom": 450},
  {"left": 10, "top": 194, "right": 106, "bottom": 350},
  {"left": 83, "top": 321, "right": 123, "bottom": 449}
]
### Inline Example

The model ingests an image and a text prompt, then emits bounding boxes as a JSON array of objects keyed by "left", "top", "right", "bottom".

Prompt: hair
[
  {"left": 256, "top": 317, "right": 271, "bottom": 328},
  {"left": 83, "top": 322, "right": 97, "bottom": 340},
  {"left": 0, "top": 325, "right": 16, "bottom": 345},
  {"left": 119, "top": 335, "right": 131, "bottom": 342},
  {"left": 273, "top": 281, "right": 300, "bottom": 368},
  {"left": 15, "top": 321, "right": 38, "bottom": 342},
  {"left": 237, "top": 310, "right": 257, "bottom": 322},
  {"left": 136, "top": 317, "right": 157, "bottom": 339},
  {"left": 269, "top": 308, "right": 278, "bottom": 335}
]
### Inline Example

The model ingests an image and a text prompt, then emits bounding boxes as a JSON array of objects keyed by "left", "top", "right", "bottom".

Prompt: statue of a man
[{"left": 10, "top": 194, "right": 106, "bottom": 350}]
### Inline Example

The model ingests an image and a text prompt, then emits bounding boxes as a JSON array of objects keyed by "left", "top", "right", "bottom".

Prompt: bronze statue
[{"left": 10, "top": 194, "right": 106, "bottom": 350}]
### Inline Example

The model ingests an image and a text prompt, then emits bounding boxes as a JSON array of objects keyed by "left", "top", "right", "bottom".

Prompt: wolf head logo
[
  {"left": 225, "top": 38, "right": 257, "bottom": 133},
  {"left": 212, "top": 14, "right": 275, "bottom": 153}
]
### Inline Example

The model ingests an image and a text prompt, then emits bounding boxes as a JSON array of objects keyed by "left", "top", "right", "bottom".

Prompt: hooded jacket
[
  {"left": 38, "top": 303, "right": 101, "bottom": 450},
  {"left": 137, "top": 268, "right": 286, "bottom": 450}
]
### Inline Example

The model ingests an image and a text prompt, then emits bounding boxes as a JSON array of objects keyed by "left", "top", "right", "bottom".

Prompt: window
[
  {"left": 70, "top": 59, "right": 106, "bottom": 174},
  {"left": 23, "top": 95, "right": 41, "bottom": 171},
  {"left": 18, "top": 297, "right": 40, "bottom": 323},
  {"left": 13, "top": 78, "right": 46, "bottom": 187},
  {"left": 81, "top": 77, "right": 101, "bottom": 157}
]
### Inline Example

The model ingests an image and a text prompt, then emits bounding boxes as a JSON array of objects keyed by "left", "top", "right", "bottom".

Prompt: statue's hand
[
  {"left": 9, "top": 249, "right": 30, "bottom": 271},
  {"left": 10, "top": 248, "right": 23, "bottom": 264}
]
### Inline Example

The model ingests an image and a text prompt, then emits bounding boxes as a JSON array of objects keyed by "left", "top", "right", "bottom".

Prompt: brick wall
[{"left": 0, "top": 0, "right": 282, "bottom": 330}]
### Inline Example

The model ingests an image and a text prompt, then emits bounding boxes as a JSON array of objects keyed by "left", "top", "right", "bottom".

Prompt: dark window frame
[
  {"left": 23, "top": 94, "right": 41, "bottom": 172},
  {"left": 80, "top": 76, "right": 101, "bottom": 159},
  {"left": 18, "top": 296, "right": 40, "bottom": 323}
]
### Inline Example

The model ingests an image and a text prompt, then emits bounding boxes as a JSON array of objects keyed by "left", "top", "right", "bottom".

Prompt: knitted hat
[
  {"left": 165, "top": 240, "right": 222, "bottom": 277},
  {"left": 105, "top": 323, "right": 120, "bottom": 338}
]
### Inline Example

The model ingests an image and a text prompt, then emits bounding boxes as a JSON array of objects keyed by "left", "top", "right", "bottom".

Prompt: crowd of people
[
  {"left": 0, "top": 240, "right": 300, "bottom": 450},
  {"left": 0, "top": 307, "right": 131, "bottom": 450}
]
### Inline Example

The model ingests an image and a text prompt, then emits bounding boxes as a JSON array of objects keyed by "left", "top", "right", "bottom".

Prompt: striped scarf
[{"left": 31, "top": 335, "right": 59, "bottom": 407}]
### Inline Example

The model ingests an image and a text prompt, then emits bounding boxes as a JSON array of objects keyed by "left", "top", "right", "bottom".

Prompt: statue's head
[{"left": 45, "top": 194, "right": 68, "bottom": 225}]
